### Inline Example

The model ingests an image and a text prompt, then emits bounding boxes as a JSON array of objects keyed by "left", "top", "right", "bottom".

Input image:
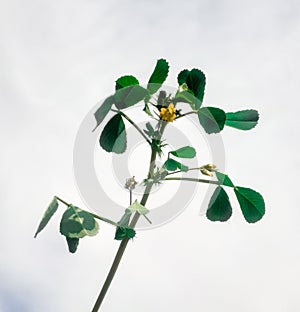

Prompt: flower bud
[
  {"left": 200, "top": 168, "right": 213, "bottom": 177},
  {"left": 178, "top": 83, "right": 188, "bottom": 93},
  {"left": 199, "top": 164, "right": 217, "bottom": 176},
  {"left": 124, "top": 176, "right": 137, "bottom": 191},
  {"left": 204, "top": 164, "right": 217, "bottom": 170}
]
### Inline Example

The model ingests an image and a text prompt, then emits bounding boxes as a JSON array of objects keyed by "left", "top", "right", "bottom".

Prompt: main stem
[{"left": 91, "top": 124, "right": 163, "bottom": 311}]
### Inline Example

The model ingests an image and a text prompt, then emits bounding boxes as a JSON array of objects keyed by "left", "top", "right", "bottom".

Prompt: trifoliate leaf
[
  {"left": 115, "top": 75, "right": 139, "bottom": 90},
  {"left": 206, "top": 186, "right": 232, "bottom": 222},
  {"left": 198, "top": 107, "right": 226, "bottom": 134},
  {"left": 215, "top": 172, "right": 234, "bottom": 187},
  {"left": 99, "top": 114, "right": 127, "bottom": 153},
  {"left": 34, "top": 197, "right": 59, "bottom": 238},
  {"left": 114, "top": 85, "right": 148, "bottom": 109},
  {"left": 163, "top": 158, "right": 189, "bottom": 172},
  {"left": 128, "top": 200, "right": 149, "bottom": 215},
  {"left": 93, "top": 96, "right": 115, "bottom": 132},
  {"left": 147, "top": 59, "right": 169, "bottom": 94},
  {"left": 66, "top": 237, "right": 79, "bottom": 253},
  {"left": 60, "top": 205, "right": 99, "bottom": 239},
  {"left": 225, "top": 109, "right": 259, "bottom": 130},
  {"left": 234, "top": 187, "right": 265, "bottom": 223},
  {"left": 170, "top": 146, "right": 196, "bottom": 158}
]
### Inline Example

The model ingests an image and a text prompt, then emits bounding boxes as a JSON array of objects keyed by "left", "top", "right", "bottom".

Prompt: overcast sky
[{"left": 1, "top": 0, "right": 300, "bottom": 311}]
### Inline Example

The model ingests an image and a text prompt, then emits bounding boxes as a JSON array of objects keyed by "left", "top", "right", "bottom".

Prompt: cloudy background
[{"left": 1, "top": 0, "right": 299, "bottom": 311}]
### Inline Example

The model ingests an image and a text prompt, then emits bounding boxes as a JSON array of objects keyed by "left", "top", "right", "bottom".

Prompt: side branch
[
  {"left": 55, "top": 196, "right": 118, "bottom": 227},
  {"left": 163, "top": 177, "right": 219, "bottom": 185},
  {"left": 111, "top": 109, "right": 151, "bottom": 145}
]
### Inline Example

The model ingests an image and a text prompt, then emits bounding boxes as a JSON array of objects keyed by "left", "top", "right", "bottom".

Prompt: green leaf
[
  {"left": 144, "top": 122, "right": 160, "bottom": 140},
  {"left": 144, "top": 122, "right": 155, "bottom": 137},
  {"left": 225, "top": 109, "right": 259, "bottom": 130},
  {"left": 198, "top": 107, "right": 226, "bottom": 134},
  {"left": 66, "top": 237, "right": 79, "bottom": 253},
  {"left": 186, "top": 69, "right": 206, "bottom": 107},
  {"left": 174, "top": 90, "right": 196, "bottom": 105},
  {"left": 93, "top": 96, "right": 115, "bottom": 132},
  {"left": 170, "top": 146, "right": 196, "bottom": 158},
  {"left": 234, "top": 187, "right": 265, "bottom": 223},
  {"left": 215, "top": 172, "right": 234, "bottom": 187},
  {"left": 99, "top": 114, "right": 127, "bottom": 153},
  {"left": 163, "top": 158, "right": 188, "bottom": 172},
  {"left": 174, "top": 90, "right": 201, "bottom": 110},
  {"left": 34, "top": 197, "right": 59, "bottom": 238},
  {"left": 147, "top": 59, "right": 169, "bottom": 94},
  {"left": 128, "top": 200, "right": 149, "bottom": 215},
  {"left": 115, "top": 226, "right": 136, "bottom": 240},
  {"left": 114, "top": 85, "right": 148, "bottom": 109},
  {"left": 163, "top": 159, "right": 180, "bottom": 171},
  {"left": 177, "top": 69, "right": 206, "bottom": 109},
  {"left": 60, "top": 205, "right": 99, "bottom": 238},
  {"left": 115, "top": 75, "right": 139, "bottom": 90},
  {"left": 143, "top": 103, "right": 153, "bottom": 117},
  {"left": 206, "top": 186, "right": 232, "bottom": 222},
  {"left": 177, "top": 69, "right": 190, "bottom": 85}
]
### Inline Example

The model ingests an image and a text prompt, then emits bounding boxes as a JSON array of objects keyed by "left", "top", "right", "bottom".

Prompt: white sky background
[{"left": 1, "top": 0, "right": 300, "bottom": 311}]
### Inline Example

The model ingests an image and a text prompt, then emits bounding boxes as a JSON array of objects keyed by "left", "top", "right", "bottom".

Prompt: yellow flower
[{"left": 160, "top": 103, "right": 177, "bottom": 122}]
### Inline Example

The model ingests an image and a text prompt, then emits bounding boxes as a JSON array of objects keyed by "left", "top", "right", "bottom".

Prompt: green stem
[
  {"left": 91, "top": 121, "right": 167, "bottom": 312},
  {"left": 111, "top": 109, "right": 151, "bottom": 145},
  {"left": 55, "top": 196, "right": 70, "bottom": 207},
  {"left": 91, "top": 236, "right": 131, "bottom": 312},
  {"left": 175, "top": 110, "right": 198, "bottom": 120},
  {"left": 148, "top": 101, "right": 156, "bottom": 107},
  {"left": 166, "top": 167, "right": 200, "bottom": 176},
  {"left": 55, "top": 196, "right": 118, "bottom": 227},
  {"left": 163, "top": 177, "right": 219, "bottom": 185},
  {"left": 129, "top": 190, "right": 132, "bottom": 206},
  {"left": 91, "top": 214, "right": 118, "bottom": 227},
  {"left": 142, "top": 214, "right": 152, "bottom": 224}
]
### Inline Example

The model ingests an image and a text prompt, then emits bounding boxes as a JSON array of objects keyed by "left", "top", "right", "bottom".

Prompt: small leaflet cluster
[{"left": 34, "top": 197, "right": 100, "bottom": 253}]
